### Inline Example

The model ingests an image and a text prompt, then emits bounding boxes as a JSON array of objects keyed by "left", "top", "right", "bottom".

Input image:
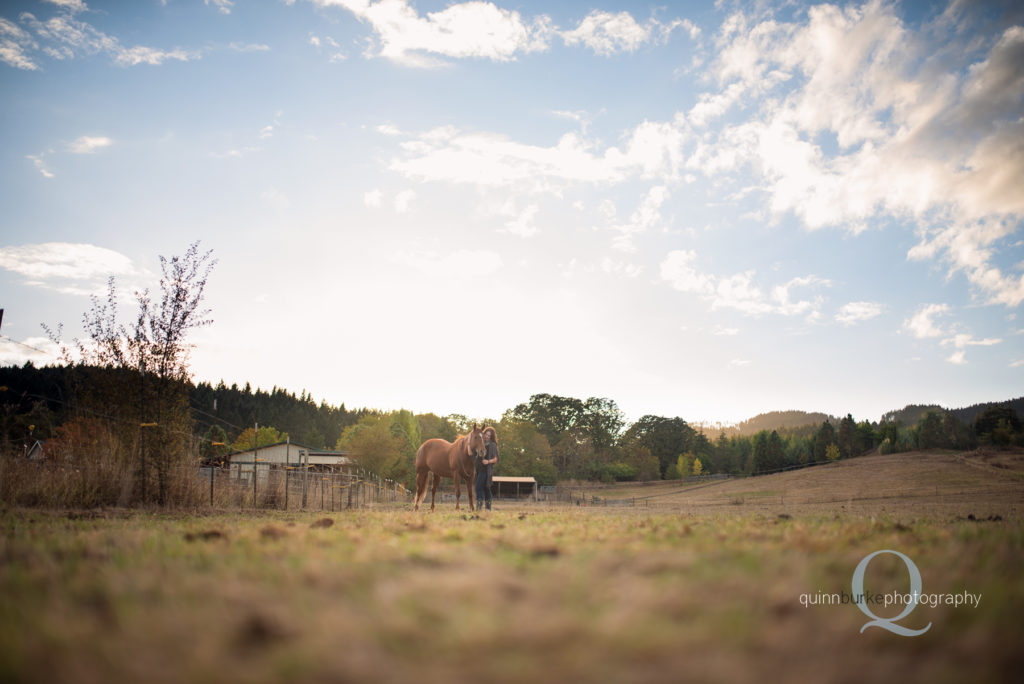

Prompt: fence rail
[{"left": 200, "top": 464, "right": 412, "bottom": 510}]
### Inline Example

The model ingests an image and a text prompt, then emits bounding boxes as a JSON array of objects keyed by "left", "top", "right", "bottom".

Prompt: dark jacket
[{"left": 477, "top": 441, "right": 498, "bottom": 485}]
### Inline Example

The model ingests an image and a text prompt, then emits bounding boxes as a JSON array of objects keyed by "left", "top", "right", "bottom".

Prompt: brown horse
[{"left": 414, "top": 424, "right": 486, "bottom": 511}]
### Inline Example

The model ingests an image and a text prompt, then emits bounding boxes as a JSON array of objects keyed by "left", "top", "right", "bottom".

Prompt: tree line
[
  {"left": 4, "top": 362, "right": 1022, "bottom": 493},
  {"left": 2, "top": 241, "right": 1021, "bottom": 504}
]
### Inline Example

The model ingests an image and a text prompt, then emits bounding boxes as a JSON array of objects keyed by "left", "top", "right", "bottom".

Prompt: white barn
[{"left": 228, "top": 441, "right": 354, "bottom": 482}]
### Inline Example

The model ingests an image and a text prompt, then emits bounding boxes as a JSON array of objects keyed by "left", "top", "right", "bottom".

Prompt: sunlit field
[{"left": 2, "top": 453, "right": 1022, "bottom": 684}]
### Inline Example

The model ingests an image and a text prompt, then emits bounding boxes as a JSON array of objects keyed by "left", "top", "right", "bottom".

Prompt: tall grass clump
[{"left": 0, "top": 416, "right": 208, "bottom": 508}]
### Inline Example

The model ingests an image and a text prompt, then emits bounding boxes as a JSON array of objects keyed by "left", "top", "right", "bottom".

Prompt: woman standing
[{"left": 475, "top": 426, "right": 499, "bottom": 510}]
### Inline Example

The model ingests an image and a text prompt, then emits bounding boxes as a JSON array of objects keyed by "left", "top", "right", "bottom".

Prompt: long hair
[{"left": 483, "top": 426, "right": 497, "bottom": 444}]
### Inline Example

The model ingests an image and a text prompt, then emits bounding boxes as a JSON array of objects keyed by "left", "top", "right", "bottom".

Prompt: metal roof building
[{"left": 491, "top": 476, "right": 538, "bottom": 501}]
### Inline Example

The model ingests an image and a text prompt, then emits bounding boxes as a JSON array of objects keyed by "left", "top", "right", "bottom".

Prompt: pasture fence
[{"left": 199, "top": 463, "right": 412, "bottom": 511}]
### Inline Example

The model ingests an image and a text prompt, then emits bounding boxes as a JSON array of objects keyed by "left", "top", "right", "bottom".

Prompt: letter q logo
[{"left": 851, "top": 549, "right": 932, "bottom": 637}]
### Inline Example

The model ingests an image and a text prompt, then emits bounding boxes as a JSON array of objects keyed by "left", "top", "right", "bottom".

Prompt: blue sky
[{"left": 1, "top": 0, "right": 1022, "bottom": 426}]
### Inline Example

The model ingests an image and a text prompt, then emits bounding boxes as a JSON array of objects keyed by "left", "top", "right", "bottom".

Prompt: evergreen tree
[
  {"left": 813, "top": 421, "right": 836, "bottom": 462},
  {"left": 837, "top": 414, "right": 857, "bottom": 459}
]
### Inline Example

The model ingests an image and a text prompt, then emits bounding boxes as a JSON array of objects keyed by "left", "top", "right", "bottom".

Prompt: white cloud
[
  {"left": 770, "top": 275, "right": 829, "bottom": 317},
  {"left": 835, "top": 301, "right": 883, "bottom": 325},
  {"left": 660, "top": 249, "right": 715, "bottom": 296},
  {"left": 1, "top": 17, "right": 40, "bottom": 70},
  {"left": 26, "top": 154, "right": 54, "bottom": 178},
  {"left": 205, "top": 0, "right": 234, "bottom": 15},
  {"left": 908, "top": 218, "right": 1024, "bottom": 307},
  {"left": 502, "top": 203, "right": 539, "bottom": 238},
  {"left": 68, "top": 135, "right": 112, "bottom": 153},
  {"left": 552, "top": 109, "right": 592, "bottom": 134},
  {"left": 660, "top": 250, "right": 826, "bottom": 317},
  {"left": 229, "top": 42, "right": 270, "bottom": 52},
  {"left": 688, "top": 3, "right": 1024, "bottom": 307},
  {"left": 211, "top": 145, "right": 261, "bottom": 159},
  {"left": 260, "top": 188, "right": 290, "bottom": 211},
  {"left": 392, "top": 248, "right": 502, "bottom": 279},
  {"left": 560, "top": 11, "right": 691, "bottom": 56},
  {"left": 113, "top": 45, "right": 198, "bottom": 66},
  {"left": 714, "top": 270, "right": 772, "bottom": 315},
  {"left": 941, "top": 333, "right": 1001, "bottom": 365},
  {"left": 599, "top": 257, "right": 643, "bottom": 278},
  {"left": 316, "top": 0, "right": 552, "bottom": 67},
  {"left": 389, "top": 119, "right": 687, "bottom": 191},
  {"left": 16, "top": 10, "right": 200, "bottom": 67},
  {"left": 0, "top": 242, "right": 140, "bottom": 295},
  {"left": 309, "top": 32, "right": 346, "bottom": 61},
  {"left": 610, "top": 186, "right": 669, "bottom": 252},
  {"left": 711, "top": 325, "right": 739, "bottom": 336},
  {"left": 363, "top": 189, "right": 383, "bottom": 208},
  {"left": 727, "top": 358, "right": 751, "bottom": 370},
  {"left": 903, "top": 303, "right": 950, "bottom": 339},
  {"left": 394, "top": 189, "right": 416, "bottom": 213},
  {"left": 43, "top": 0, "right": 87, "bottom": 12},
  {"left": 312, "top": 2, "right": 696, "bottom": 64}
]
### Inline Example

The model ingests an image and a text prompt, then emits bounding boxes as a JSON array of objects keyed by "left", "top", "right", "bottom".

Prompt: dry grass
[
  {"left": 599, "top": 451, "right": 1024, "bottom": 519},
  {"left": 1, "top": 450, "right": 1022, "bottom": 684}
]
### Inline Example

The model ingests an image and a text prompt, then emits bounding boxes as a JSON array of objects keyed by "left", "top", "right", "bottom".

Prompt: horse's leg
[
  {"left": 468, "top": 472, "right": 476, "bottom": 512},
  {"left": 414, "top": 470, "right": 427, "bottom": 511},
  {"left": 430, "top": 472, "right": 439, "bottom": 511},
  {"left": 454, "top": 470, "right": 461, "bottom": 510}
]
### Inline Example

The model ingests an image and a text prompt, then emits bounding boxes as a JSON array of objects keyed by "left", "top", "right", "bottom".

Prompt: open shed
[{"left": 491, "top": 476, "right": 538, "bottom": 502}]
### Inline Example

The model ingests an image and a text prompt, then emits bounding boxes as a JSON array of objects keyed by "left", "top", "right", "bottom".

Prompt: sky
[{"left": 0, "top": 0, "right": 1022, "bottom": 427}]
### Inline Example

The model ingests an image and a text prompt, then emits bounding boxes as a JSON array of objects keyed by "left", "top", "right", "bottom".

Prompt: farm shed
[
  {"left": 228, "top": 441, "right": 354, "bottom": 482},
  {"left": 491, "top": 476, "right": 538, "bottom": 501},
  {"left": 27, "top": 440, "right": 47, "bottom": 461}
]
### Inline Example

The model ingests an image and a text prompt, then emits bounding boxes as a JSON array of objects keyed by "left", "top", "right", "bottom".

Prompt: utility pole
[
  {"left": 252, "top": 422, "right": 258, "bottom": 507},
  {"left": 140, "top": 358, "right": 146, "bottom": 503}
]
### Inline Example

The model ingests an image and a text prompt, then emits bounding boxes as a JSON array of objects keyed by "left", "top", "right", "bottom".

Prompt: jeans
[{"left": 474, "top": 469, "right": 492, "bottom": 509}]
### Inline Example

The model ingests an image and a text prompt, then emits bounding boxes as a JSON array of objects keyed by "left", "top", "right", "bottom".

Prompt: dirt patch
[
  {"left": 259, "top": 525, "right": 288, "bottom": 540},
  {"left": 184, "top": 529, "right": 227, "bottom": 542}
]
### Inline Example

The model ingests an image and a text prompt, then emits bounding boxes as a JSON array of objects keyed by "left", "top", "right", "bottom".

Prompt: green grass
[{"left": 1, "top": 506, "right": 1021, "bottom": 683}]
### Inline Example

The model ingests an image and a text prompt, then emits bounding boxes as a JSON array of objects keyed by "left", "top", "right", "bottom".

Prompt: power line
[{"left": 0, "top": 334, "right": 60, "bottom": 359}]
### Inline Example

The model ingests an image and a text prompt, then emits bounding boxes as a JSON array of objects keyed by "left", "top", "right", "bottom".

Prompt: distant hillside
[
  {"left": 726, "top": 410, "right": 837, "bottom": 436},
  {"left": 879, "top": 398, "right": 1024, "bottom": 425},
  {"left": 724, "top": 398, "right": 1024, "bottom": 435},
  {"left": 950, "top": 397, "right": 1024, "bottom": 425},
  {"left": 879, "top": 404, "right": 946, "bottom": 425}
]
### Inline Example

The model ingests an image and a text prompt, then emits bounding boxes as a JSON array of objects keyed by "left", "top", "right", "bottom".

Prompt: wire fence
[{"left": 200, "top": 463, "right": 412, "bottom": 510}]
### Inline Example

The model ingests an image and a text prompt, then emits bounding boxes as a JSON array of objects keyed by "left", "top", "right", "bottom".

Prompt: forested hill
[
  {"left": 724, "top": 398, "right": 1024, "bottom": 436},
  {"left": 879, "top": 404, "right": 945, "bottom": 425},
  {"left": 190, "top": 380, "right": 366, "bottom": 450},
  {"left": 952, "top": 397, "right": 1024, "bottom": 424},
  {"left": 726, "top": 410, "right": 837, "bottom": 436},
  {"left": 0, "top": 364, "right": 366, "bottom": 450},
  {"left": 882, "top": 398, "right": 1024, "bottom": 426}
]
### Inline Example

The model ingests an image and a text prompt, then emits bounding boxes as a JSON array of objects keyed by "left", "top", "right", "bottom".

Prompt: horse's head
[{"left": 467, "top": 423, "right": 486, "bottom": 460}]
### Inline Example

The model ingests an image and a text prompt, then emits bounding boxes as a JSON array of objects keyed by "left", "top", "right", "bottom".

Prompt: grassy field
[
  {"left": 590, "top": 450, "right": 1024, "bottom": 517},
  {"left": 2, "top": 451, "right": 1022, "bottom": 684}
]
